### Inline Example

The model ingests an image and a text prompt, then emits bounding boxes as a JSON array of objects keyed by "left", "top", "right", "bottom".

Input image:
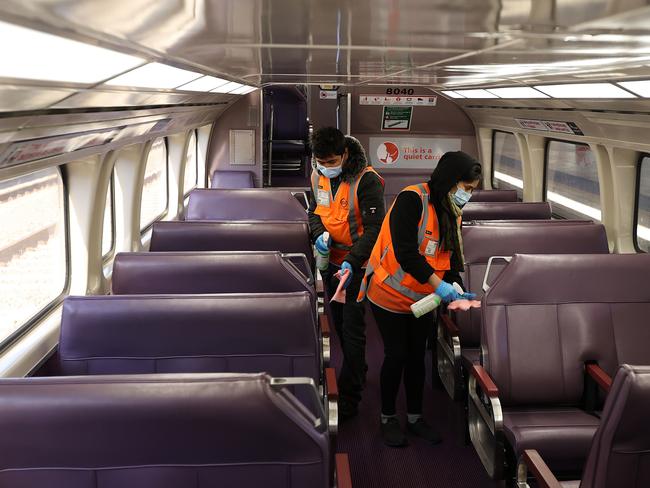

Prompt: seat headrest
[
  {"left": 470, "top": 189, "right": 518, "bottom": 202},
  {"left": 463, "top": 223, "right": 608, "bottom": 263},
  {"left": 210, "top": 170, "right": 255, "bottom": 189},
  {"left": 186, "top": 189, "right": 307, "bottom": 221},
  {"left": 462, "top": 202, "right": 552, "bottom": 221}
]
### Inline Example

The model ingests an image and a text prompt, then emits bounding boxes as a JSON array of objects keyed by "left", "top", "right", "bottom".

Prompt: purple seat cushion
[{"left": 210, "top": 170, "right": 255, "bottom": 189}]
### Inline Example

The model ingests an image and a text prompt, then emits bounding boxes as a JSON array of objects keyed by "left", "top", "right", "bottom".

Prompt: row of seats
[
  {"left": 468, "top": 253, "right": 650, "bottom": 484},
  {"left": 1, "top": 188, "right": 350, "bottom": 487}
]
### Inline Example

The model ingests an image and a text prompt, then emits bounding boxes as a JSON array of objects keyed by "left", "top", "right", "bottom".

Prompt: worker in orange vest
[
  {"left": 309, "top": 127, "right": 385, "bottom": 421},
  {"left": 358, "top": 151, "right": 481, "bottom": 447}
]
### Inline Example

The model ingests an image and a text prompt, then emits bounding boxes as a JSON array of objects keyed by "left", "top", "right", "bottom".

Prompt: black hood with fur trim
[{"left": 313, "top": 135, "right": 369, "bottom": 182}]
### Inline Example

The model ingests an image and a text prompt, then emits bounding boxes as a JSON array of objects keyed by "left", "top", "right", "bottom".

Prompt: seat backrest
[
  {"left": 580, "top": 365, "right": 650, "bottom": 488},
  {"left": 59, "top": 293, "right": 318, "bottom": 382},
  {"left": 0, "top": 373, "right": 329, "bottom": 488},
  {"left": 456, "top": 223, "right": 609, "bottom": 346},
  {"left": 186, "top": 189, "right": 307, "bottom": 221},
  {"left": 465, "top": 219, "right": 593, "bottom": 226},
  {"left": 481, "top": 253, "right": 650, "bottom": 407},
  {"left": 150, "top": 221, "right": 314, "bottom": 270},
  {"left": 462, "top": 202, "right": 552, "bottom": 221},
  {"left": 112, "top": 251, "right": 315, "bottom": 307},
  {"left": 210, "top": 170, "right": 255, "bottom": 189},
  {"left": 470, "top": 189, "right": 518, "bottom": 202},
  {"left": 379, "top": 171, "right": 431, "bottom": 209}
]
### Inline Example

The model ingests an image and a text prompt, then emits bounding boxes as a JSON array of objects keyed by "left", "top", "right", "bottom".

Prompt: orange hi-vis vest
[
  {"left": 357, "top": 183, "right": 452, "bottom": 313},
  {"left": 311, "top": 166, "right": 383, "bottom": 266}
]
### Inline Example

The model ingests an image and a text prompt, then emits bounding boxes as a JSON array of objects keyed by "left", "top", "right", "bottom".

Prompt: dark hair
[
  {"left": 311, "top": 127, "right": 346, "bottom": 158},
  {"left": 428, "top": 151, "right": 482, "bottom": 253}
]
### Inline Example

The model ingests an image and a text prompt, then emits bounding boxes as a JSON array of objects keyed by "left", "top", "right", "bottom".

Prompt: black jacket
[
  {"left": 389, "top": 190, "right": 465, "bottom": 288},
  {"left": 308, "top": 136, "right": 385, "bottom": 270}
]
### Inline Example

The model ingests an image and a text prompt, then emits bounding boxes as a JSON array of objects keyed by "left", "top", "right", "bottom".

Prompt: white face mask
[
  {"left": 317, "top": 163, "right": 343, "bottom": 178},
  {"left": 452, "top": 185, "right": 472, "bottom": 207}
]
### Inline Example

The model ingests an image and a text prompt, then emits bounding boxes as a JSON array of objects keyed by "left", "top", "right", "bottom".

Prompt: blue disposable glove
[
  {"left": 340, "top": 261, "right": 353, "bottom": 289},
  {"left": 460, "top": 291, "right": 477, "bottom": 300},
  {"left": 435, "top": 280, "right": 463, "bottom": 303},
  {"left": 450, "top": 281, "right": 477, "bottom": 300},
  {"left": 315, "top": 233, "right": 330, "bottom": 254}
]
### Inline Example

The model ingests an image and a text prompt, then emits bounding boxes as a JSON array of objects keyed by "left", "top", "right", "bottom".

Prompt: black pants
[
  {"left": 325, "top": 264, "right": 366, "bottom": 408},
  {"left": 370, "top": 302, "right": 433, "bottom": 416}
]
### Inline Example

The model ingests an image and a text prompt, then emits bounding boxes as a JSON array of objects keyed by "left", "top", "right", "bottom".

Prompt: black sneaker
[
  {"left": 407, "top": 418, "right": 442, "bottom": 444},
  {"left": 381, "top": 418, "right": 408, "bottom": 447}
]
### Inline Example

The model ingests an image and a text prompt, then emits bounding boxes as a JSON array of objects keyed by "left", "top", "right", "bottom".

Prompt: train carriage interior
[{"left": 1, "top": 0, "right": 650, "bottom": 487}]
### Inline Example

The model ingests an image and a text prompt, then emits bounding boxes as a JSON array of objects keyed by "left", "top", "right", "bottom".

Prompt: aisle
[{"left": 330, "top": 304, "right": 496, "bottom": 488}]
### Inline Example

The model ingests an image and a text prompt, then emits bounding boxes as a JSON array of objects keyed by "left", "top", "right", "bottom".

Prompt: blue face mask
[
  {"left": 452, "top": 185, "right": 472, "bottom": 207},
  {"left": 317, "top": 163, "right": 343, "bottom": 179}
]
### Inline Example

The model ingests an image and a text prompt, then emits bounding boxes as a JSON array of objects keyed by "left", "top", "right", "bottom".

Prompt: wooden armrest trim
[
  {"left": 523, "top": 450, "right": 562, "bottom": 488},
  {"left": 586, "top": 363, "right": 612, "bottom": 393},
  {"left": 335, "top": 453, "right": 352, "bottom": 488},
  {"left": 325, "top": 367, "right": 338, "bottom": 401},
  {"left": 319, "top": 313, "right": 331, "bottom": 338},
  {"left": 440, "top": 313, "right": 460, "bottom": 337},
  {"left": 471, "top": 364, "right": 499, "bottom": 397}
]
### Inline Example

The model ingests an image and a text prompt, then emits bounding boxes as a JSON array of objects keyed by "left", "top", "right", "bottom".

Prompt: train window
[
  {"left": 183, "top": 131, "right": 197, "bottom": 195},
  {"left": 101, "top": 176, "right": 114, "bottom": 259},
  {"left": 0, "top": 167, "right": 67, "bottom": 346},
  {"left": 140, "top": 138, "right": 168, "bottom": 231},
  {"left": 636, "top": 155, "right": 650, "bottom": 252},
  {"left": 492, "top": 131, "right": 523, "bottom": 198},
  {"left": 545, "top": 140, "right": 601, "bottom": 220}
]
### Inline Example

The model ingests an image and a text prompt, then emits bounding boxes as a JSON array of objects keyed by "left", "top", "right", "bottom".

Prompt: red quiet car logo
[{"left": 377, "top": 141, "right": 399, "bottom": 164}]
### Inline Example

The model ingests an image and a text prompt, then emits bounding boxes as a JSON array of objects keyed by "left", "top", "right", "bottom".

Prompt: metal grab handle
[
  {"left": 290, "top": 191, "right": 309, "bottom": 210},
  {"left": 270, "top": 376, "right": 327, "bottom": 433},
  {"left": 282, "top": 253, "right": 314, "bottom": 286},
  {"left": 482, "top": 256, "right": 512, "bottom": 293}
]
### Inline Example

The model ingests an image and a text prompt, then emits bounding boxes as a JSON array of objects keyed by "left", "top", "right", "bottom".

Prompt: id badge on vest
[
  {"left": 317, "top": 189, "right": 330, "bottom": 207},
  {"left": 424, "top": 239, "right": 438, "bottom": 257}
]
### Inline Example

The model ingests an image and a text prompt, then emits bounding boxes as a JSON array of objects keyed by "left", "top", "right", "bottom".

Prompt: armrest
[
  {"left": 317, "top": 278, "right": 324, "bottom": 295},
  {"left": 440, "top": 313, "right": 460, "bottom": 337},
  {"left": 319, "top": 313, "right": 331, "bottom": 338},
  {"left": 325, "top": 367, "right": 338, "bottom": 401},
  {"left": 522, "top": 450, "right": 562, "bottom": 488},
  {"left": 471, "top": 364, "right": 499, "bottom": 398},
  {"left": 586, "top": 363, "right": 612, "bottom": 393},
  {"left": 335, "top": 453, "right": 352, "bottom": 488}
]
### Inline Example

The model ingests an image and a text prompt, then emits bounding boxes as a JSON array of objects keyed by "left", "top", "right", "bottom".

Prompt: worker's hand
[
  {"left": 450, "top": 281, "right": 477, "bottom": 300},
  {"left": 315, "top": 233, "right": 330, "bottom": 254},
  {"left": 434, "top": 280, "right": 463, "bottom": 303},
  {"left": 340, "top": 261, "right": 353, "bottom": 289}
]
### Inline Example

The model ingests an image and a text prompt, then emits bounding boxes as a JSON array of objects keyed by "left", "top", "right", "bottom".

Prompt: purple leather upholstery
[
  {"left": 0, "top": 373, "right": 330, "bottom": 487},
  {"left": 186, "top": 189, "right": 307, "bottom": 221},
  {"left": 466, "top": 219, "right": 593, "bottom": 226},
  {"left": 470, "top": 189, "right": 518, "bottom": 202},
  {"left": 380, "top": 170, "right": 431, "bottom": 209},
  {"left": 111, "top": 251, "right": 315, "bottom": 308},
  {"left": 59, "top": 293, "right": 318, "bottom": 382},
  {"left": 210, "top": 170, "right": 255, "bottom": 188},
  {"left": 150, "top": 221, "right": 314, "bottom": 270},
  {"left": 579, "top": 365, "right": 650, "bottom": 488},
  {"left": 457, "top": 222, "right": 608, "bottom": 347},
  {"left": 482, "top": 253, "right": 650, "bottom": 472},
  {"left": 462, "top": 202, "right": 551, "bottom": 221}
]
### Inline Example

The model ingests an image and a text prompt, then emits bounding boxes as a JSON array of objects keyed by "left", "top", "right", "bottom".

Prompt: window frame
[
  {"left": 633, "top": 153, "right": 649, "bottom": 253},
  {"left": 139, "top": 137, "right": 170, "bottom": 234},
  {"left": 543, "top": 138, "right": 600, "bottom": 220},
  {"left": 0, "top": 165, "right": 71, "bottom": 352},
  {"left": 183, "top": 130, "right": 199, "bottom": 198},
  {"left": 101, "top": 172, "right": 116, "bottom": 261},
  {"left": 491, "top": 129, "right": 523, "bottom": 194}
]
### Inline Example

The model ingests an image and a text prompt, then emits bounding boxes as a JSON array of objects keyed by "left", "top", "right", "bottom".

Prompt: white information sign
[
  {"left": 515, "top": 118, "right": 584, "bottom": 135},
  {"left": 369, "top": 137, "right": 461, "bottom": 170},
  {"left": 319, "top": 90, "right": 338, "bottom": 100},
  {"left": 360, "top": 95, "right": 437, "bottom": 106}
]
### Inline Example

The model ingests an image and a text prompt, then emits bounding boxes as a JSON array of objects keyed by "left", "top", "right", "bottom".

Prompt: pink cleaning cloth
[
  {"left": 329, "top": 269, "right": 351, "bottom": 304},
  {"left": 447, "top": 299, "right": 481, "bottom": 311}
]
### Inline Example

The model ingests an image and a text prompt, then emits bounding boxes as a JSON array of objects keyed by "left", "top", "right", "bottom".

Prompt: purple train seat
[
  {"left": 112, "top": 251, "right": 314, "bottom": 304},
  {"left": 210, "top": 170, "right": 255, "bottom": 188},
  {"left": 470, "top": 189, "right": 518, "bottom": 202},
  {"left": 462, "top": 201, "right": 552, "bottom": 221},
  {"left": 379, "top": 170, "right": 431, "bottom": 209},
  {"left": 468, "top": 253, "right": 650, "bottom": 481},
  {"left": 0, "top": 373, "right": 337, "bottom": 488},
  {"left": 438, "top": 222, "right": 609, "bottom": 403},
  {"left": 520, "top": 365, "right": 650, "bottom": 488},
  {"left": 186, "top": 188, "right": 307, "bottom": 221},
  {"left": 150, "top": 220, "right": 314, "bottom": 271}
]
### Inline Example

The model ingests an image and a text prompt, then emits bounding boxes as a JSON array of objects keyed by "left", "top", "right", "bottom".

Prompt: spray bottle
[
  {"left": 315, "top": 232, "right": 330, "bottom": 272},
  {"left": 410, "top": 282, "right": 465, "bottom": 318}
]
